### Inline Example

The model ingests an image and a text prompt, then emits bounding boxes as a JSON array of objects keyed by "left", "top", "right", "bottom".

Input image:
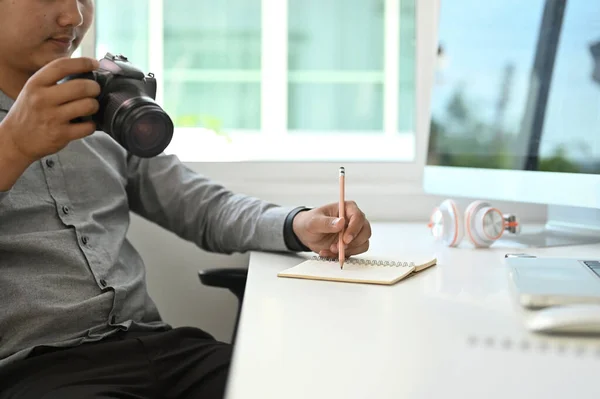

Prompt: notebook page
[{"left": 277, "top": 258, "right": 416, "bottom": 285}]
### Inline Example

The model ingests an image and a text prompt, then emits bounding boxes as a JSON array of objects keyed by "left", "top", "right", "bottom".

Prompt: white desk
[{"left": 225, "top": 223, "right": 600, "bottom": 399}]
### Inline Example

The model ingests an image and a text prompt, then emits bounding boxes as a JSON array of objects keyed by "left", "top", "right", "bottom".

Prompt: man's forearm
[
  {"left": 0, "top": 125, "right": 32, "bottom": 192},
  {"left": 126, "top": 153, "right": 299, "bottom": 254}
]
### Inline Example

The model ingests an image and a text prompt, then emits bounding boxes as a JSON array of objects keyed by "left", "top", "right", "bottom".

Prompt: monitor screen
[{"left": 427, "top": 0, "right": 600, "bottom": 175}]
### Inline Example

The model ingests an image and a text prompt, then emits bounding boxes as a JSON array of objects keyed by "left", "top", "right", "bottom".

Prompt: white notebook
[{"left": 277, "top": 254, "right": 437, "bottom": 285}]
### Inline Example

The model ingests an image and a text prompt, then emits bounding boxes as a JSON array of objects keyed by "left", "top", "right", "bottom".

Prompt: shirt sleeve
[
  {"left": 0, "top": 190, "right": 9, "bottom": 204},
  {"left": 125, "top": 152, "right": 299, "bottom": 254}
]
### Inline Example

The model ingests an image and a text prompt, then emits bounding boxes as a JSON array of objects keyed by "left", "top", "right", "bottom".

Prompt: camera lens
[
  {"left": 120, "top": 104, "right": 174, "bottom": 157},
  {"left": 104, "top": 94, "right": 174, "bottom": 158},
  {"left": 131, "top": 115, "right": 162, "bottom": 149}
]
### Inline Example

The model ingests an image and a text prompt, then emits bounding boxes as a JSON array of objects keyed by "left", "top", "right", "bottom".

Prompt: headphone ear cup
[
  {"left": 464, "top": 200, "right": 503, "bottom": 248},
  {"left": 431, "top": 199, "right": 463, "bottom": 247}
]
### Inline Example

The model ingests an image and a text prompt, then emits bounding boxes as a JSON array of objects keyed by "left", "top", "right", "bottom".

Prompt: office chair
[{"left": 198, "top": 267, "right": 248, "bottom": 343}]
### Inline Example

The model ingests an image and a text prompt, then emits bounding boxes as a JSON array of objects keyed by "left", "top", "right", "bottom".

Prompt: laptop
[{"left": 505, "top": 255, "right": 600, "bottom": 309}]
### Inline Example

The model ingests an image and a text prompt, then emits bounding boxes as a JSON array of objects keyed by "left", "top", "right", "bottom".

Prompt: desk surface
[{"left": 225, "top": 223, "right": 600, "bottom": 399}]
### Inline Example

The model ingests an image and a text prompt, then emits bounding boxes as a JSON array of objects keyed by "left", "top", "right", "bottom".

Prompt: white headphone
[{"left": 428, "top": 199, "right": 520, "bottom": 248}]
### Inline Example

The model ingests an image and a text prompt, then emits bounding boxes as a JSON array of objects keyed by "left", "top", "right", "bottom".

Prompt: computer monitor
[{"left": 423, "top": 0, "right": 600, "bottom": 247}]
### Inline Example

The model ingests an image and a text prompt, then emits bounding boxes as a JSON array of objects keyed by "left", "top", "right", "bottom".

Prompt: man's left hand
[{"left": 292, "top": 201, "right": 371, "bottom": 258}]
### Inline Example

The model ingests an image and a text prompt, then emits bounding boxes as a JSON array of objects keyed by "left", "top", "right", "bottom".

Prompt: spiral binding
[
  {"left": 311, "top": 255, "right": 415, "bottom": 267},
  {"left": 466, "top": 335, "right": 600, "bottom": 359}
]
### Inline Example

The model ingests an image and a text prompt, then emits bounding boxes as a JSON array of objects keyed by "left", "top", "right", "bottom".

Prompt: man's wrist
[
  {"left": 283, "top": 206, "right": 311, "bottom": 252},
  {"left": 0, "top": 124, "right": 32, "bottom": 191}
]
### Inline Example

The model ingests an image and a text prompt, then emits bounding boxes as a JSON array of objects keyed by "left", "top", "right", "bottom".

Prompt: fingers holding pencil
[
  {"left": 289, "top": 168, "right": 372, "bottom": 261},
  {"left": 319, "top": 203, "right": 371, "bottom": 258}
]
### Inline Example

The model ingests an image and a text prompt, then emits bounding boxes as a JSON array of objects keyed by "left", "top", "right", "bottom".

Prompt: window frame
[{"left": 84, "top": 0, "right": 439, "bottom": 198}]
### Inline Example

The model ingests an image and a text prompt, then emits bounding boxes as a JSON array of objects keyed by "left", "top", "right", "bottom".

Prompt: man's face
[{"left": 0, "top": 0, "right": 94, "bottom": 74}]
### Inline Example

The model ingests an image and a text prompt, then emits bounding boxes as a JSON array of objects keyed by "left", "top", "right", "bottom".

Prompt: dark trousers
[{"left": 0, "top": 327, "right": 232, "bottom": 399}]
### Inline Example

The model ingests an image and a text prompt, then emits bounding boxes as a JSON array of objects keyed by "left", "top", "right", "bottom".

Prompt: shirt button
[
  {"left": 45, "top": 159, "right": 55, "bottom": 168},
  {"left": 62, "top": 206, "right": 70, "bottom": 214},
  {"left": 81, "top": 236, "right": 89, "bottom": 245},
  {"left": 100, "top": 279, "right": 107, "bottom": 288}
]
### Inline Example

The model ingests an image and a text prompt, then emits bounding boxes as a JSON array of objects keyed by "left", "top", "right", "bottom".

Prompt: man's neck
[{"left": 0, "top": 64, "right": 31, "bottom": 101}]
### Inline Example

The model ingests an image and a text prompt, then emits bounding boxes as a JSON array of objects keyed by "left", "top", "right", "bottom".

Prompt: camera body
[{"left": 60, "top": 53, "right": 174, "bottom": 158}]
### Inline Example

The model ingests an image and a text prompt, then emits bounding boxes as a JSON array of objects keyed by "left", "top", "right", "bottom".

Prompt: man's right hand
[{"left": 0, "top": 57, "right": 101, "bottom": 165}]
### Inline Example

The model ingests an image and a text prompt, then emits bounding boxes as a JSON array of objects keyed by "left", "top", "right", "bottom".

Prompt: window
[
  {"left": 288, "top": 0, "right": 385, "bottom": 132},
  {"left": 164, "top": 0, "right": 262, "bottom": 131},
  {"left": 91, "top": 0, "right": 417, "bottom": 162},
  {"left": 95, "top": 0, "right": 150, "bottom": 71}
]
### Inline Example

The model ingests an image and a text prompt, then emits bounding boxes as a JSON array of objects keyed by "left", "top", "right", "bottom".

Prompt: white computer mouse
[{"left": 526, "top": 304, "right": 600, "bottom": 334}]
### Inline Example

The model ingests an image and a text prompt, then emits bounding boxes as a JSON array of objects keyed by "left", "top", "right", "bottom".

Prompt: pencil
[{"left": 339, "top": 166, "right": 345, "bottom": 269}]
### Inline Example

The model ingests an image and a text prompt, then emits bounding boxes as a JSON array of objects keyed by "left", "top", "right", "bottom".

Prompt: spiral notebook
[{"left": 277, "top": 255, "right": 437, "bottom": 285}]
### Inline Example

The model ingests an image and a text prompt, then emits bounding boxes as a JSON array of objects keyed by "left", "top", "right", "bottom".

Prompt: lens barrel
[{"left": 103, "top": 93, "right": 174, "bottom": 158}]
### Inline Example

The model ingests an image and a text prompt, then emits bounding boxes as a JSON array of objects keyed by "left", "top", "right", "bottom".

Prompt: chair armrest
[
  {"left": 198, "top": 267, "right": 248, "bottom": 302},
  {"left": 198, "top": 267, "right": 247, "bottom": 288}
]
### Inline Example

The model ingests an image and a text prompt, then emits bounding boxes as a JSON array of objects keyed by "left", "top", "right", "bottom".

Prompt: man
[{"left": 0, "top": 1, "right": 372, "bottom": 398}]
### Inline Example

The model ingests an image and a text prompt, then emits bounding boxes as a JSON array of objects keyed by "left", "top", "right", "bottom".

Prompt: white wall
[{"left": 127, "top": 162, "right": 547, "bottom": 343}]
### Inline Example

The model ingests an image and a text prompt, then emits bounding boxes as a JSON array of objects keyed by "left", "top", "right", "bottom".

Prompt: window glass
[
  {"left": 95, "top": 0, "right": 150, "bottom": 71},
  {"left": 164, "top": 0, "right": 262, "bottom": 129},
  {"left": 288, "top": 0, "right": 385, "bottom": 132}
]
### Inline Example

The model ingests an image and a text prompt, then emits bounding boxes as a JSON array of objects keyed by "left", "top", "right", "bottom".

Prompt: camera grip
[
  {"left": 58, "top": 71, "right": 99, "bottom": 125},
  {"left": 71, "top": 115, "right": 93, "bottom": 124},
  {"left": 58, "top": 71, "right": 97, "bottom": 86}
]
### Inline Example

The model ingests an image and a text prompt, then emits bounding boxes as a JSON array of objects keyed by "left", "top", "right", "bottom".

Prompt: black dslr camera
[{"left": 60, "top": 53, "right": 174, "bottom": 158}]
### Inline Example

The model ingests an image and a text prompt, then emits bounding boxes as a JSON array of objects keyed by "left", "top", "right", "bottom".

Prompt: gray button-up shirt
[{"left": 0, "top": 89, "right": 295, "bottom": 369}]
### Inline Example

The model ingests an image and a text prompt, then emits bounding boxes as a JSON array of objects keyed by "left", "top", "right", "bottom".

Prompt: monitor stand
[{"left": 498, "top": 205, "right": 600, "bottom": 248}]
